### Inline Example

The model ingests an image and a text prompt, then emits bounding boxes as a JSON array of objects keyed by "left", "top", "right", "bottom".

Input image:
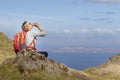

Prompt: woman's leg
[{"left": 37, "top": 51, "right": 48, "bottom": 57}]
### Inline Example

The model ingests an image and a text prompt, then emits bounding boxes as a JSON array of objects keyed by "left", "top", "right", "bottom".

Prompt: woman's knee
[{"left": 38, "top": 51, "right": 48, "bottom": 57}]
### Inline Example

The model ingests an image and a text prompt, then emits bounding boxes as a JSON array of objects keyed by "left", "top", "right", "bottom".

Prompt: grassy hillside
[
  {"left": 0, "top": 32, "right": 90, "bottom": 80},
  {"left": 84, "top": 54, "right": 120, "bottom": 80},
  {"left": 1, "top": 32, "right": 120, "bottom": 80},
  {"left": 0, "top": 32, "right": 15, "bottom": 63},
  {"left": 0, "top": 64, "right": 91, "bottom": 80}
]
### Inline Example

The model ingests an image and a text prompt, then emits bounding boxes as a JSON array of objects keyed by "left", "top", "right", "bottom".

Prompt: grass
[
  {"left": 0, "top": 32, "right": 86, "bottom": 80},
  {"left": 0, "top": 64, "right": 22, "bottom": 80},
  {"left": 0, "top": 64, "right": 79, "bottom": 80},
  {"left": 0, "top": 32, "right": 15, "bottom": 63},
  {"left": 84, "top": 66, "right": 120, "bottom": 80}
]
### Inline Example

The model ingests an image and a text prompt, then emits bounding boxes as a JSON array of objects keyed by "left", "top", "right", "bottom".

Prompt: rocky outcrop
[
  {"left": 108, "top": 54, "right": 120, "bottom": 64},
  {"left": 1, "top": 50, "right": 90, "bottom": 80},
  {"left": 2, "top": 50, "right": 68, "bottom": 76}
]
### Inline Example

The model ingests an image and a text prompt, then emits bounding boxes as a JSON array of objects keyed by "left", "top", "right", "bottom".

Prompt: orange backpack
[
  {"left": 13, "top": 31, "right": 36, "bottom": 53},
  {"left": 13, "top": 31, "right": 27, "bottom": 52},
  {"left": 13, "top": 31, "right": 37, "bottom": 53}
]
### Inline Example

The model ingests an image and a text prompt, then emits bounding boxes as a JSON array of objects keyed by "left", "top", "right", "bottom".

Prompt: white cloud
[
  {"left": 115, "top": 28, "right": 120, "bottom": 31},
  {"left": 81, "top": 28, "right": 89, "bottom": 33},
  {"left": 73, "top": 28, "right": 115, "bottom": 34},
  {"left": 63, "top": 29, "right": 72, "bottom": 33},
  {"left": 88, "top": 0, "right": 120, "bottom": 3},
  {"left": 94, "top": 28, "right": 115, "bottom": 34},
  {"left": 61, "top": 28, "right": 120, "bottom": 34}
]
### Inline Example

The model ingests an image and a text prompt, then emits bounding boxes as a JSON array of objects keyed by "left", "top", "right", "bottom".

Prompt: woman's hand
[
  {"left": 33, "top": 22, "right": 41, "bottom": 28},
  {"left": 33, "top": 22, "right": 45, "bottom": 32}
]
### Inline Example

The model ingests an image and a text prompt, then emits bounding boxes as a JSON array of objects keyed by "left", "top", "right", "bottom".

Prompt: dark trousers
[{"left": 37, "top": 51, "right": 48, "bottom": 57}]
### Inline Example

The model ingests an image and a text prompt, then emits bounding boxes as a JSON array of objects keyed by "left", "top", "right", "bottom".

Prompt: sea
[{"left": 48, "top": 52, "right": 118, "bottom": 70}]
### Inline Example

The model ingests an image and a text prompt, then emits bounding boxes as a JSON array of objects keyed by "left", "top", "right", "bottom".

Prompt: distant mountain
[{"left": 47, "top": 47, "right": 120, "bottom": 53}]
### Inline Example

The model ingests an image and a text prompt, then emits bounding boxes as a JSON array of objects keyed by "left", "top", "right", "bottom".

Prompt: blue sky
[{"left": 1, "top": 0, "right": 120, "bottom": 50}]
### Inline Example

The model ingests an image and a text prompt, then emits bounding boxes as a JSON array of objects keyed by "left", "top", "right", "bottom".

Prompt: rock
[
  {"left": 109, "top": 54, "right": 120, "bottom": 64},
  {"left": 2, "top": 50, "right": 68, "bottom": 76}
]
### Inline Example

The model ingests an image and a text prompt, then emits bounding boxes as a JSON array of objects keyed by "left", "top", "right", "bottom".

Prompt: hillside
[
  {"left": 84, "top": 53, "right": 120, "bottom": 80},
  {"left": 0, "top": 32, "right": 90, "bottom": 80},
  {"left": 0, "top": 32, "right": 15, "bottom": 63},
  {"left": 1, "top": 32, "right": 120, "bottom": 80}
]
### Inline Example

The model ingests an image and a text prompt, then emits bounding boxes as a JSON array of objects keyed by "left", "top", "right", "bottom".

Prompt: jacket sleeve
[{"left": 31, "top": 30, "right": 46, "bottom": 37}]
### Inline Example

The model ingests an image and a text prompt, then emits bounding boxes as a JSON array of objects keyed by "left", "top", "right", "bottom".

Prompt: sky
[{"left": 1, "top": 0, "right": 120, "bottom": 51}]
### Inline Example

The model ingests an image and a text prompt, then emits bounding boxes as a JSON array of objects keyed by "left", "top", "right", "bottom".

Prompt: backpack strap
[
  {"left": 27, "top": 37, "right": 36, "bottom": 50},
  {"left": 14, "top": 31, "right": 37, "bottom": 51},
  {"left": 14, "top": 33, "right": 21, "bottom": 51},
  {"left": 19, "top": 31, "right": 27, "bottom": 46}
]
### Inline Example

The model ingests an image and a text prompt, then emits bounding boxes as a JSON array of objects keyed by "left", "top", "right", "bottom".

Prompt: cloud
[
  {"left": 94, "top": 28, "right": 115, "bottom": 34},
  {"left": 79, "top": 18, "right": 90, "bottom": 20},
  {"left": 81, "top": 28, "right": 115, "bottom": 34},
  {"left": 115, "top": 28, "right": 120, "bottom": 31},
  {"left": 98, "top": 18, "right": 111, "bottom": 21},
  {"left": 88, "top": 0, "right": 120, "bottom": 3},
  {"left": 104, "top": 11, "right": 115, "bottom": 14},
  {"left": 80, "top": 28, "right": 89, "bottom": 33},
  {"left": 77, "top": 28, "right": 115, "bottom": 34},
  {"left": 61, "top": 28, "right": 120, "bottom": 34},
  {"left": 63, "top": 29, "right": 72, "bottom": 33}
]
